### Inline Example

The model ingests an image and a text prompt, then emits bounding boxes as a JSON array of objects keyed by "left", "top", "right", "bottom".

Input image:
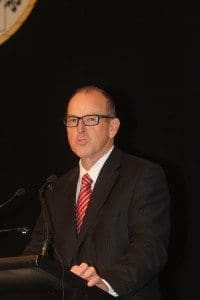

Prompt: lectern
[{"left": 0, "top": 255, "right": 114, "bottom": 300}]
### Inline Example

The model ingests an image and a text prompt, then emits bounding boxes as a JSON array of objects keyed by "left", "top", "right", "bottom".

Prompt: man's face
[{"left": 66, "top": 90, "right": 120, "bottom": 168}]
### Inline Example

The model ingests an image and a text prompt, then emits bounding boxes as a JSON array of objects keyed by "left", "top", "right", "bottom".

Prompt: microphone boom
[{"left": 0, "top": 187, "right": 25, "bottom": 209}]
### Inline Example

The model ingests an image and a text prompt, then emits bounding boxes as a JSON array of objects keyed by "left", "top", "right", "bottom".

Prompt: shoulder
[
  {"left": 51, "top": 166, "right": 79, "bottom": 191},
  {"left": 60, "top": 166, "right": 79, "bottom": 182},
  {"left": 112, "top": 147, "right": 166, "bottom": 179},
  {"left": 113, "top": 146, "right": 162, "bottom": 169}
]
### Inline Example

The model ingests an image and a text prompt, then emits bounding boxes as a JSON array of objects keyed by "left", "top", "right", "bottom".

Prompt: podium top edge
[{"left": 0, "top": 255, "right": 41, "bottom": 270}]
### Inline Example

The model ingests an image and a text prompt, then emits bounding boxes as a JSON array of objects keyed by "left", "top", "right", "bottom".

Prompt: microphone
[
  {"left": 39, "top": 174, "right": 57, "bottom": 194},
  {"left": 0, "top": 187, "right": 26, "bottom": 209},
  {"left": 0, "top": 227, "right": 31, "bottom": 238},
  {"left": 39, "top": 174, "right": 57, "bottom": 256}
]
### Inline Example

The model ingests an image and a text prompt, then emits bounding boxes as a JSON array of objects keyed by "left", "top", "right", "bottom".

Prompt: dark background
[{"left": 0, "top": 1, "right": 199, "bottom": 299}]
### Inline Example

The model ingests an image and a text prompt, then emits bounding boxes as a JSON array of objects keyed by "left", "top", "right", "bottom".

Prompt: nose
[{"left": 77, "top": 118, "right": 86, "bottom": 133}]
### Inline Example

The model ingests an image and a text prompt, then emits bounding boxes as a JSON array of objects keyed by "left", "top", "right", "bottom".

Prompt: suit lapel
[
  {"left": 55, "top": 168, "right": 79, "bottom": 266},
  {"left": 64, "top": 171, "right": 78, "bottom": 239},
  {"left": 74, "top": 147, "right": 122, "bottom": 252}
]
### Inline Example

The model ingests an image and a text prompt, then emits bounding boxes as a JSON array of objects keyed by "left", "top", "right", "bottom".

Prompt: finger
[
  {"left": 88, "top": 276, "right": 109, "bottom": 292},
  {"left": 81, "top": 266, "right": 96, "bottom": 280},
  {"left": 87, "top": 275, "right": 101, "bottom": 286},
  {"left": 70, "top": 262, "right": 89, "bottom": 276}
]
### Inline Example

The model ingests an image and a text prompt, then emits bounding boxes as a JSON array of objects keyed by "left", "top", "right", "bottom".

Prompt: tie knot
[{"left": 81, "top": 173, "right": 92, "bottom": 186}]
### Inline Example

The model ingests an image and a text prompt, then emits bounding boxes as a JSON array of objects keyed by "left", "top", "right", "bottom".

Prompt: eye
[
  {"left": 85, "top": 115, "right": 97, "bottom": 122},
  {"left": 67, "top": 117, "right": 77, "bottom": 124}
]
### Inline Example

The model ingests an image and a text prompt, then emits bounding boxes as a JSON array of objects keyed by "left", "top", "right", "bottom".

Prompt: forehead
[{"left": 67, "top": 90, "right": 108, "bottom": 114}]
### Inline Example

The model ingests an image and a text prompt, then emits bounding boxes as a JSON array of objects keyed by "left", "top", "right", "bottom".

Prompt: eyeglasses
[{"left": 63, "top": 114, "right": 115, "bottom": 127}]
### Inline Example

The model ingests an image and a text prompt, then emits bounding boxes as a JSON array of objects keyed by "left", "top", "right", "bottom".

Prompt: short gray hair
[{"left": 67, "top": 85, "right": 116, "bottom": 117}]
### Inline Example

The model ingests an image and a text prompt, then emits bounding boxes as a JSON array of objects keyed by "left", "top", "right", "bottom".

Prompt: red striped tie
[{"left": 76, "top": 173, "right": 93, "bottom": 233}]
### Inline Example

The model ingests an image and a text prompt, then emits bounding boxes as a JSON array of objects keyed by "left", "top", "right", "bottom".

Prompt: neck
[{"left": 80, "top": 144, "right": 113, "bottom": 170}]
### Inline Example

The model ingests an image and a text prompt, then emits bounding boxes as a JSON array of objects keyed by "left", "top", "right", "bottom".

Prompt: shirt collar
[{"left": 79, "top": 146, "right": 114, "bottom": 185}]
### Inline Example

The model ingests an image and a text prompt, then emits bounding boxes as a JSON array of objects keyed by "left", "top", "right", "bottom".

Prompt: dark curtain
[{"left": 0, "top": 1, "right": 198, "bottom": 299}]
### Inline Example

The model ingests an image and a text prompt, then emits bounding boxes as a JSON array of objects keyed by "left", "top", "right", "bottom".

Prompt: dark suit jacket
[{"left": 25, "top": 147, "right": 170, "bottom": 299}]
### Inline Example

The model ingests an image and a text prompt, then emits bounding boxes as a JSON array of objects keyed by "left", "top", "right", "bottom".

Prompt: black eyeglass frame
[{"left": 63, "top": 114, "right": 115, "bottom": 127}]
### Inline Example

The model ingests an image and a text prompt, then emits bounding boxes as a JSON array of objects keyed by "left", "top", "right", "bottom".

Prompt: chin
[{"left": 73, "top": 147, "right": 92, "bottom": 159}]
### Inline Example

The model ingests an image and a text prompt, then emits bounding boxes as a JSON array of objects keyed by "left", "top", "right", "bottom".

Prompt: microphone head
[
  {"left": 47, "top": 174, "right": 57, "bottom": 184},
  {"left": 39, "top": 174, "right": 58, "bottom": 194},
  {"left": 17, "top": 227, "right": 31, "bottom": 238},
  {"left": 15, "top": 187, "right": 26, "bottom": 197}
]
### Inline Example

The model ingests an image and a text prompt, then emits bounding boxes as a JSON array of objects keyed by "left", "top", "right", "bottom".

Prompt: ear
[{"left": 109, "top": 118, "right": 120, "bottom": 138}]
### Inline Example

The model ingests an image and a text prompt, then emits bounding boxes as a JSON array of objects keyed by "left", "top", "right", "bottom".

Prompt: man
[{"left": 25, "top": 86, "right": 170, "bottom": 299}]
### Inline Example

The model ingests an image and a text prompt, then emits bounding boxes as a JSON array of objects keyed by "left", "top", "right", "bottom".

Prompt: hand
[{"left": 70, "top": 262, "right": 109, "bottom": 292}]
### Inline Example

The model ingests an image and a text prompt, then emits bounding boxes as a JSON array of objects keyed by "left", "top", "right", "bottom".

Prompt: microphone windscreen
[
  {"left": 47, "top": 174, "right": 57, "bottom": 184},
  {"left": 15, "top": 187, "right": 26, "bottom": 197}
]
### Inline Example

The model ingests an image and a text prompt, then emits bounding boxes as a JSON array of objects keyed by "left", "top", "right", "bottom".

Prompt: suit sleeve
[{"left": 101, "top": 164, "right": 170, "bottom": 296}]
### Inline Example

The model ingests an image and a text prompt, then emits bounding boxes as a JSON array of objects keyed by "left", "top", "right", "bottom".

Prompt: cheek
[
  {"left": 92, "top": 128, "right": 110, "bottom": 144},
  {"left": 67, "top": 130, "right": 75, "bottom": 144}
]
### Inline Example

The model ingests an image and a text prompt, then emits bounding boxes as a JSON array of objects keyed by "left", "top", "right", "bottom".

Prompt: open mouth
[{"left": 76, "top": 138, "right": 88, "bottom": 145}]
